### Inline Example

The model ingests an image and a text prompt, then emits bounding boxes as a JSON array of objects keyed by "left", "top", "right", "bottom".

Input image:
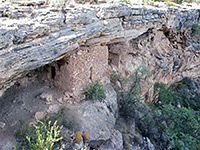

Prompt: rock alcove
[{"left": 0, "top": 1, "right": 199, "bottom": 150}]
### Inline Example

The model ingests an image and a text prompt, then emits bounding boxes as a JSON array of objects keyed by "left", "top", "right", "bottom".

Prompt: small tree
[{"left": 111, "top": 66, "right": 150, "bottom": 118}]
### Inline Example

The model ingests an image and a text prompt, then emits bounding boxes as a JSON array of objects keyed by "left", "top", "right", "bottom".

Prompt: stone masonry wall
[{"left": 53, "top": 46, "right": 110, "bottom": 100}]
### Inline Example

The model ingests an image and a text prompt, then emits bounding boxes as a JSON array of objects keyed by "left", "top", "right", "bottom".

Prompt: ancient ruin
[{"left": 0, "top": 1, "right": 199, "bottom": 149}]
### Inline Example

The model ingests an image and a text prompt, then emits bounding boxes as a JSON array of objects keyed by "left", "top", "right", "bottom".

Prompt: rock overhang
[{"left": 0, "top": 2, "right": 199, "bottom": 99}]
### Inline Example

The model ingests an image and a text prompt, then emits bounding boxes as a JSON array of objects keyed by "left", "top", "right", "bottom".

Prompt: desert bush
[
  {"left": 194, "top": 24, "right": 200, "bottom": 34},
  {"left": 15, "top": 120, "right": 65, "bottom": 150},
  {"left": 150, "top": 79, "right": 200, "bottom": 150},
  {"left": 136, "top": 96, "right": 200, "bottom": 150},
  {"left": 136, "top": 104, "right": 169, "bottom": 146},
  {"left": 83, "top": 81, "right": 106, "bottom": 101},
  {"left": 164, "top": 0, "right": 176, "bottom": 6},
  {"left": 111, "top": 66, "right": 150, "bottom": 118},
  {"left": 115, "top": 76, "right": 200, "bottom": 150},
  {"left": 173, "top": 77, "right": 200, "bottom": 110},
  {"left": 154, "top": 78, "right": 200, "bottom": 110},
  {"left": 153, "top": 82, "right": 174, "bottom": 106},
  {"left": 160, "top": 105, "right": 200, "bottom": 150}
]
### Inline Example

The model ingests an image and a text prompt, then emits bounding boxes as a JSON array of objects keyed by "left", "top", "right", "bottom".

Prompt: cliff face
[
  {"left": 0, "top": 2, "right": 200, "bottom": 99},
  {"left": 0, "top": 2, "right": 200, "bottom": 150}
]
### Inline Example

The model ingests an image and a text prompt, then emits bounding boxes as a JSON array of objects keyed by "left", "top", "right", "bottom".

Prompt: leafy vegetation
[
  {"left": 164, "top": 0, "right": 176, "bottom": 6},
  {"left": 83, "top": 81, "right": 106, "bottom": 101},
  {"left": 120, "top": 0, "right": 131, "bottom": 5},
  {"left": 153, "top": 82, "right": 174, "bottom": 106},
  {"left": 112, "top": 66, "right": 199, "bottom": 150},
  {"left": 15, "top": 109, "right": 66, "bottom": 150},
  {"left": 71, "top": 28, "right": 77, "bottom": 31},
  {"left": 111, "top": 66, "right": 150, "bottom": 118},
  {"left": 194, "top": 24, "right": 200, "bottom": 34},
  {"left": 15, "top": 120, "right": 65, "bottom": 150},
  {"left": 154, "top": 77, "right": 200, "bottom": 110},
  {"left": 2, "top": 9, "right": 8, "bottom": 17},
  {"left": 163, "top": 106, "right": 200, "bottom": 150},
  {"left": 144, "top": 79, "right": 200, "bottom": 150}
]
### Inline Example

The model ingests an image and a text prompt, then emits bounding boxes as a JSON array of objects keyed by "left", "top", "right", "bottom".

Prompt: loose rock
[
  {"left": 40, "top": 92, "right": 53, "bottom": 104},
  {"left": 0, "top": 122, "right": 6, "bottom": 129},
  {"left": 34, "top": 111, "right": 47, "bottom": 121}
]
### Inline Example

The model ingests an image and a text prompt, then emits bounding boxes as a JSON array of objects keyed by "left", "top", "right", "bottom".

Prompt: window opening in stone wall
[
  {"left": 51, "top": 66, "right": 56, "bottom": 80},
  {"left": 108, "top": 52, "right": 120, "bottom": 67}
]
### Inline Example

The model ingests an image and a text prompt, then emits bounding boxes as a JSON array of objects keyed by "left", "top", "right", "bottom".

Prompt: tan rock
[
  {"left": 47, "top": 104, "right": 60, "bottom": 114},
  {"left": 56, "top": 97, "right": 64, "bottom": 104},
  {"left": 34, "top": 111, "right": 47, "bottom": 121},
  {"left": 40, "top": 92, "right": 53, "bottom": 104}
]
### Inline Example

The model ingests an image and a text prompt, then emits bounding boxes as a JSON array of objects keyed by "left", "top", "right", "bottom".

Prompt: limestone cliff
[{"left": 0, "top": 1, "right": 200, "bottom": 99}]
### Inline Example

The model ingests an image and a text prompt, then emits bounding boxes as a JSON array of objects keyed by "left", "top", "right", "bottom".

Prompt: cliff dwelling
[{"left": 0, "top": 1, "right": 200, "bottom": 150}]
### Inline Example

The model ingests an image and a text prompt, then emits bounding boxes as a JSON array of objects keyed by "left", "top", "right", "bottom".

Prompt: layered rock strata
[{"left": 0, "top": 2, "right": 199, "bottom": 99}]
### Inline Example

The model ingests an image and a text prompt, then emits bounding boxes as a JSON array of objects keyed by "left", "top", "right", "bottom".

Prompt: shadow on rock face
[
  {"left": 63, "top": 106, "right": 82, "bottom": 131},
  {"left": 0, "top": 78, "right": 50, "bottom": 150}
]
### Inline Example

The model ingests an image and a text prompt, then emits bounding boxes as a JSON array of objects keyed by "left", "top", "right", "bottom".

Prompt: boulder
[{"left": 62, "top": 85, "right": 119, "bottom": 147}]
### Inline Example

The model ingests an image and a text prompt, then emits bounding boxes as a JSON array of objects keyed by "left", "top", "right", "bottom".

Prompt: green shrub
[
  {"left": 136, "top": 101, "right": 200, "bottom": 150},
  {"left": 110, "top": 70, "right": 128, "bottom": 89},
  {"left": 111, "top": 67, "right": 199, "bottom": 150},
  {"left": 83, "top": 81, "right": 106, "bottom": 101},
  {"left": 71, "top": 28, "right": 77, "bottom": 31},
  {"left": 124, "top": 78, "right": 200, "bottom": 150},
  {"left": 153, "top": 82, "right": 174, "bottom": 106},
  {"left": 150, "top": 79, "right": 200, "bottom": 150},
  {"left": 111, "top": 66, "right": 150, "bottom": 118},
  {"left": 50, "top": 108, "right": 64, "bottom": 126},
  {"left": 164, "top": 0, "right": 176, "bottom": 6},
  {"left": 194, "top": 24, "right": 200, "bottom": 34},
  {"left": 161, "top": 105, "right": 200, "bottom": 150},
  {"left": 15, "top": 120, "right": 34, "bottom": 143},
  {"left": 135, "top": 103, "right": 169, "bottom": 147},
  {"left": 153, "top": 78, "right": 200, "bottom": 110},
  {"left": 173, "top": 77, "right": 200, "bottom": 110},
  {"left": 15, "top": 120, "right": 65, "bottom": 150}
]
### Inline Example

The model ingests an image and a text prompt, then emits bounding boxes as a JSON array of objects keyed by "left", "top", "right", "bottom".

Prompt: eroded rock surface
[
  {"left": 109, "top": 29, "right": 200, "bottom": 100},
  {"left": 0, "top": 2, "right": 199, "bottom": 97},
  {"left": 0, "top": 2, "right": 200, "bottom": 149},
  {"left": 62, "top": 85, "right": 119, "bottom": 145}
]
